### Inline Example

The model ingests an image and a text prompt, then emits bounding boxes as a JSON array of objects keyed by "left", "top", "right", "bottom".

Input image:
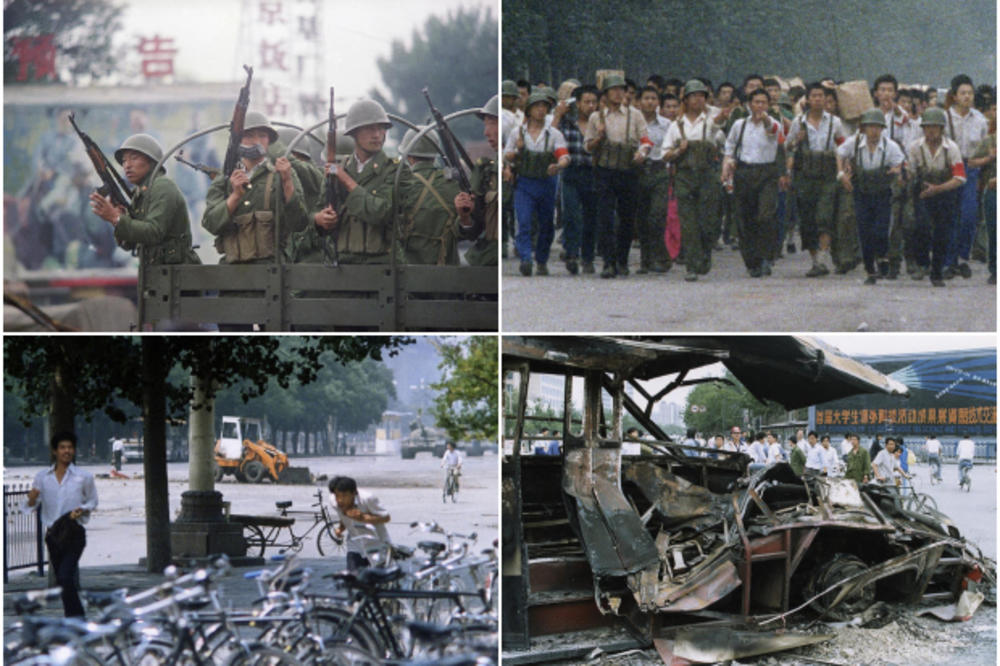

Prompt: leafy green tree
[
  {"left": 4, "top": 0, "right": 125, "bottom": 84},
  {"left": 430, "top": 336, "right": 497, "bottom": 441},
  {"left": 683, "top": 371, "right": 787, "bottom": 437},
  {"left": 3, "top": 336, "right": 410, "bottom": 571},
  {"left": 370, "top": 7, "right": 496, "bottom": 142}
]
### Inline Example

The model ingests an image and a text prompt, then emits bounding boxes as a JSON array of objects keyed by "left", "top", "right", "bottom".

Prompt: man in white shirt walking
[
  {"left": 956, "top": 434, "right": 976, "bottom": 486},
  {"left": 26, "top": 431, "right": 98, "bottom": 617}
]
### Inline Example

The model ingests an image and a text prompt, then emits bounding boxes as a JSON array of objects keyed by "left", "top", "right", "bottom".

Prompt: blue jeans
[
  {"left": 561, "top": 165, "right": 598, "bottom": 262},
  {"left": 514, "top": 175, "right": 557, "bottom": 264},
  {"left": 958, "top": 459, "right": 973, "bottom": 483},
  {"left": 946, "top": 163, "right": 980, "bottom": 266},
  {"left": 914, "top": 189, "right": 958, "bottom": 280},
  {"left": 853, "top": 190, "right": 892, "bottom": 274}
]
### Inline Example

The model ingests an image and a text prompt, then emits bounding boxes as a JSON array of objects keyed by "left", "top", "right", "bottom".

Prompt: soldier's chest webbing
[
  {"left": 596, "top": 107, "right": 636, "bottom": 170},
  {"left": 919, "top": 143, "right": 953, "bottom": 185},
  {"left": 796, "top": 115, "right": 836, "bottom": 177},
  {"left": 518, "top": 127, "right": 554, "bottom": 179},
  {"left": 853, "top": 135, "right": 892, "bottom": 193},
  {"left": 405, "top": 169, "right": 456, "bottom": 265},
  {"left": 677, "top": 116, "right": 716, "bottom": 170}
]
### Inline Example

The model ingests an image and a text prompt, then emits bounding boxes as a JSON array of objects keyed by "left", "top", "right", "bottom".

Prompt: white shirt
[
  {"left": 882, "top": 107, "right": 919, "bottom": 151},
  {"left": 872, "top": 449, "right": 900, "bottom": 481},
  {"left": 112, "top": 438, "right": 124, "bottom": 453},
  {"left": 724, "top": 116, "right": 784, "bottom": 164},
  {"left": 661, "top": 111, "right": 726, "bottom": 154},
  {"left": 748, "top": 440, "right": 767, "bottom": 464},
  {"left": 906, "top": 137, "right": 966, "bottom": 184},
  {"left": 786, "top": 111, "right": 845, "bottom": 152},
  {"left": 796, "top": 439, "right": 808, "bottom": 456},
  {"left": 642, "top": 114, "right": 671, "bottom": 161},
  {"left": 332, "top": 490, "right": 391, "bottom": 555},
  {"left": 837, "top": 133, "right": 905, "bottom": 171},
  {"left": 29, "top": 464, "right": 98, "bottom": 531},
  {"left": 945, "top": 107, "right": 989, "bottom": 159},
  {"left": 504, "top": 125, "right": 568, "bottom": 157},
  {"left": 925, "top": 438, "right": 942, "bottom": 456},
  {"left": 501, "top": 108, "right": 518, "bottom": 147},
  {"left": 839, "top": 438, "right": 852, "bottom": 456},
  {"left": 352, "top": 152, "right": 373, "bottom": 174},
  {"left": 767, "top": 441, "right": 784, "bottom": 464},
  {"left": 442, "top": 449, "right": 463, "bottom": 468},
  {"left": 821, "top": 446, "right": 840, "bottom": 474},
  {"left": 956, "top": 438, "right": 976, "bottom": 461},
  {"left": 805, "top": 444, "right": 826, "bottom": 471}
]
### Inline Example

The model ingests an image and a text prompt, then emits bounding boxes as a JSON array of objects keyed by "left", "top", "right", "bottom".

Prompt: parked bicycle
[{"left": 234, "top": 489, "right": 343, "bottom": 558}]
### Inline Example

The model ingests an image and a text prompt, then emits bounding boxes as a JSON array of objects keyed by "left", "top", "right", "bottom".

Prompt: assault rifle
[
  {"left": 222, "top": 65, "right": 253, "bottom": 178},
  {"left": 68, "top": 112, "right": 134, "bottom": 215},
  {"left": 174, "top": 151, "right": 220, "bottom": 180},
  {"left": 421, "top": 87, "right": 474, "bottom": 193},
  {"left": 324, "top": 86, "right": 341, "bottom": 266}
]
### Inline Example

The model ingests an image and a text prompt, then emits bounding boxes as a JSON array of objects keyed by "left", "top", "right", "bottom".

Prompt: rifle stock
[
  {"left": 67, "top": 112, "right": 134, "bottom": 215},
  {"left": 223, "top": 65, "right": 253, "bottom": 178}
]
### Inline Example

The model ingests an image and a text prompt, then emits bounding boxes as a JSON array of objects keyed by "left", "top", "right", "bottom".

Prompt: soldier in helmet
[
  {"left": 836, "top": 109, "right": 905, "bottom": 285},
  {"left": 397, "top": 126, "right": 461, "bottom": 265},
  {"left": 89, "top": 133, "right": 200, "bottom": 269},
  {"left": 201, "top": 110, "right": 308, "bottom": 267},
  {"left": 906, "top": 107, "right": 967, "bottom": 286},
  {"left": 457, "top": 94, "right": 500, "bottom": 267},
  {"left": 287, "top": 131, "right": 354, "bottom": 264},
  {"left": 310, "top": 99, "right": 398, "bottom": 265},
  {"left": 661, "top": 79, "right": 726, "bottom": 281},
  {"left": 501, "top": 80, "right": 520, "bottom": 147}
]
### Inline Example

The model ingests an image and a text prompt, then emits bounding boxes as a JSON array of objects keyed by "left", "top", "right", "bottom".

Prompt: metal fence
[{"left": 4, "top": 482, "right": 45, "bottom": 582}]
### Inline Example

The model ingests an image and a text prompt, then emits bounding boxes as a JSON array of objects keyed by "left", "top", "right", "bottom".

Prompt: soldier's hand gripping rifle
[
  {"left": 174, "top": 151, "right": 221, "bottom": 180},
  {"left": 422, "top": 87, "right": 474, "bottom": 193},
  {"left": 68, "top": 112, "right": 134, "bottom": 216},
  {"left": 222, "top": 65, "right": 254, "bottom": 180},
  {"left": 324, "top": 86, "right": 341, "bottom": 266}
]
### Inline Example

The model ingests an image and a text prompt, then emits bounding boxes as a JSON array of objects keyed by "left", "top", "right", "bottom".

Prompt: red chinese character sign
[
  {"left": 137, "top": 35, "right": 178, "bottom": 79},
  {"left": 11, "top": 35, "right": 57, "bottom": 82}
]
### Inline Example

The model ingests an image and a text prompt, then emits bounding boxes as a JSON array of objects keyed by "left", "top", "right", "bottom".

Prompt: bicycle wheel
[
  {"left": 316, "top": 524, "right": 344, "bottom": 557},
  {"left": 243, "top": 523, "right": 266, "bottom": 558},
  {"left": 301, "top": 603, "right": 384, "bottom": 658},
  {"left": 321, "top": 643, "right": 382, "bottom": 666},
  {"left": 226, "top": 643, "right": 302, "bottom": 665}
]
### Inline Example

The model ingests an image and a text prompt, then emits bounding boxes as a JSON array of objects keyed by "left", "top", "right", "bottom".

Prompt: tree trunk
[
  {"left": 189, "top": 373, "right": 215, "bottom": 492},
  {"left": 48, "top": 360, "right": 75, "bottom": 461},
  {"left": 142, "top": 338, "right": 171, "bottom": 572}
]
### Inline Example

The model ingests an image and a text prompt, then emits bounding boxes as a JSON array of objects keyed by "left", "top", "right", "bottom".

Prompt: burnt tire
[
  {"left": 807, "top": 553, "right": 876, "bottom": 621},
  {"left": 244, "top": 460, "right": 266, "bottom": 483}
]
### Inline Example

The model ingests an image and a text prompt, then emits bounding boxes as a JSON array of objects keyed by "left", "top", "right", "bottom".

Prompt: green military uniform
[
  {"left": 844, "top": 446, "right": 871, "bottom": 484},
  {"left": 202, "top": 159, "right": 308, "bottom": 264},
  {"left": 302, "top": 150, "right": 399, "bottom": 264},
  {"left": 462, "top": 157, "right": 499, "bottom": 266},
  {"left": 399, "top": 160, "right": 462, "bottom": 265},
  {"left": 789, "top": 445, "right": 807, "bottom": 476},
  {"left": 832, "top": 186, "right": 861, "bottom": 271},
  {"left": 789, "top": 113, "right": 839, "bottom": 267},
  {"left": 270, "top": 138, "right": 325, "bottom": 208}
]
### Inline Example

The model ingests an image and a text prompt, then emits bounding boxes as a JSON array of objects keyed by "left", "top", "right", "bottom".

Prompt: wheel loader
[{"left": 214, "top": 416, "right": 312, "bottom": 484}]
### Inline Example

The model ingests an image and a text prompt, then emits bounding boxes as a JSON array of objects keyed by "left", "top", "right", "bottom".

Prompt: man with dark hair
[
  {"left": 646, "top": 74, "right": 666, "bottom": 93},
  {"left": 329, "top": 475, "right": 391, "bottom": 570},
  {"left": 663, "top": 78, "right": 684, "bottom": 99},
  {"left": 787, "top": 82, "right": 846, "bottom": 277},
  {"left": 844, "top": 433, "right": 870, "bottom": 484},
  {"left": 516, "top": 79, "right": 531, "bottom": 115},
  {"left": 717, "top": 82, "right": 736, "bottom": 107},
  {"left": 625, "top": 78, "right": 638, "bottom": 107},
  {"left": 636, "top": 85, "right": 672, "bottom": 274},
  {"left": 555, "top": 84, "right": 600, "bottom": 274},
  {"left": 660, "top": 93, "right": 680, "bottom": 122},
  {"left": 26, "top": 431, "right": 97, "bottom": 617}
]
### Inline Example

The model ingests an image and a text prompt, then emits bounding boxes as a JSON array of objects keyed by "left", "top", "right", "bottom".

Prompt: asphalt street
[{"left": 501, "top": 241, "right": 996, "bottom": 332}]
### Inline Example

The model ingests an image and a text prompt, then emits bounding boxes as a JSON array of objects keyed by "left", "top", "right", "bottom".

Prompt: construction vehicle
[{"left": 214, "top": 416, "right": 312, "bottom": 484}]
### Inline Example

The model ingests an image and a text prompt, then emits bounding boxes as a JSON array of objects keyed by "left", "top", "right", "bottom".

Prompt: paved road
[{"left": 501, "top": 243, "right": 996, "bottom": 332}]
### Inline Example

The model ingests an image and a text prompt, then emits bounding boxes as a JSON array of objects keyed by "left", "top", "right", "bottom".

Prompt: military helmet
[
  {"left": 858, "top": 108, "right": 886, "bottom": 127},
  {"left": 921, "top": 107, "right": 947, "bottom": 127},
  {"left": 501, "top": 79, "right": 519, "bottom": 97},
  {"left": 540, "top": 86, "right": 558, "bottom": 103},
  {"left": 276, "top": 127, "right": 317, "bottom": 159},
  {"left": 336, "top": 132, "right": 356, "bottom": 156},
  {"left": 526, "top": 91, "right": 553, "bottom": 111},
  {"left": 115, "top": 133, "right": 164, "bottom": 166},
  {"left": 243, "top": 110, "right": 279, "bottom": 143},
  {"left": 477, "top": 94, "right": 499, "bottom": 119},
  {"left": 602, "top": 74, "right": 626, "bottom": 92},
  {"left": 400, "top": 126, "right": 442, "bottom": 159},
  {"left": 682, "top": 79, "right": 709, "bottom": 99},
  {"left": 344, "top": 99, "right": 391, "bottom": 135}
]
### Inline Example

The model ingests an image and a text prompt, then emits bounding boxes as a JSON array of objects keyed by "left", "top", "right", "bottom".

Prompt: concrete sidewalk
[{"left": 3, "top": 555, "right": 349, "bottom": 628}]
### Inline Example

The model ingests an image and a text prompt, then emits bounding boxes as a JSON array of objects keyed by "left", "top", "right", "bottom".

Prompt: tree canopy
[
  {"left": 503, "top": 0, "right": 995, "bottom": 90},
  {"left": 430, "top": 336, "right": 497, "bottom": 441},
  {"left": 683, "top": 371, "right": 788, "bottom": 437}
]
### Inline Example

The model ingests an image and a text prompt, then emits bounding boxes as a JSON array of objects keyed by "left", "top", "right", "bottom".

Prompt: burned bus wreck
[{"left": 501, "top": 336, "right": 996, "bottom": 662}]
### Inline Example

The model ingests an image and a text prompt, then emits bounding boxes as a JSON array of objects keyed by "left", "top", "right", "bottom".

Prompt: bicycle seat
[
  {"left": 391, "top": 544, "right": 414, "bottom": 559},
  {"left": 418, "top": 540, "right": 447, "bottom": 556},
  {"left": 275, "top": 501, "right": 292, "bottom": 510},
  {"left": 358, "top": 565, "right": 403, "bottom": 586},
  {"left": 406, "top": 619, "right": 463, "bottom": 643},
  {"left": 83, "top": 591, "right": 120, "bottom": 608}
]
